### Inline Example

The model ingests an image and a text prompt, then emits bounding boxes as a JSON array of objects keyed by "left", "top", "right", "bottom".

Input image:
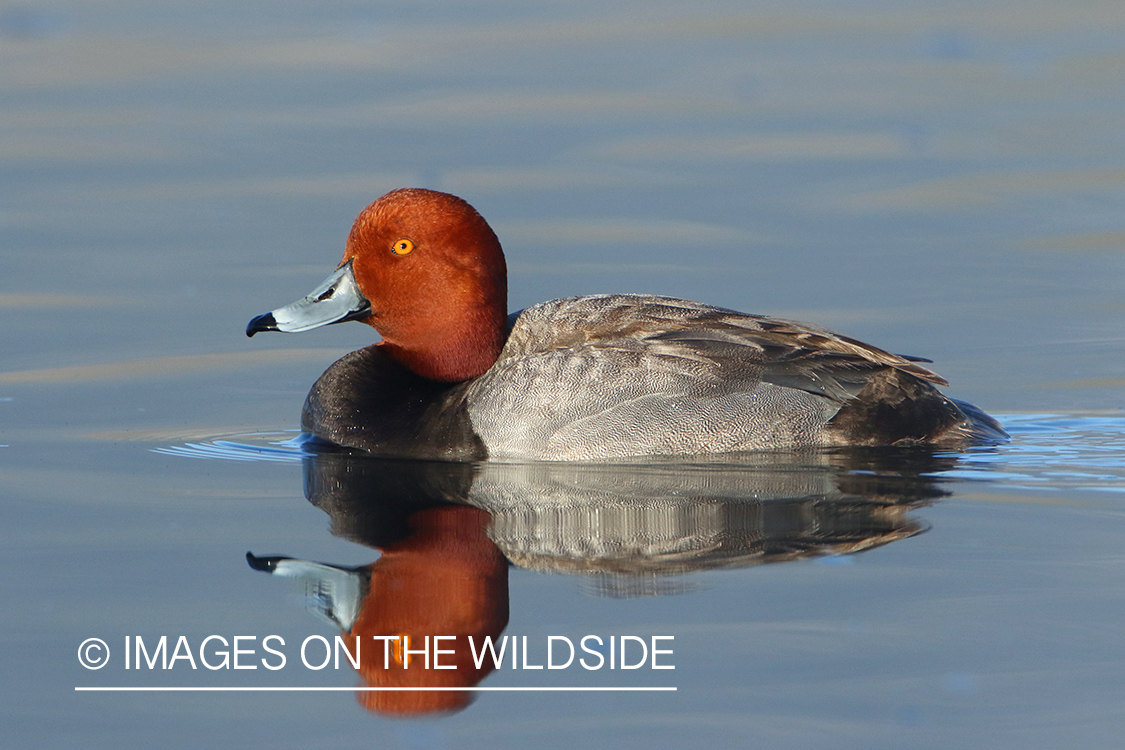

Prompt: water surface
[{"left": 3, "top": 1, "right": 1124, "bottom": 748}]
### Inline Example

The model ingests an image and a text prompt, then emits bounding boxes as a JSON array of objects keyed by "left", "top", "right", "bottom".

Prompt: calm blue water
[{"left": 3, "top": 1, "right": 1124, "bottom": 748}]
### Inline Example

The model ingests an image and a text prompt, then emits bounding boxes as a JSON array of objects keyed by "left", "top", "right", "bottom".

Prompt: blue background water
[{"left": 3, "top": 1, "right": 1124, "bottom": 747}]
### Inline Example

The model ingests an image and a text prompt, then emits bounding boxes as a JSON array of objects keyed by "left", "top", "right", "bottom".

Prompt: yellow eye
[{"left": 391, "top": 238, "right": 414, "bottom": 256}]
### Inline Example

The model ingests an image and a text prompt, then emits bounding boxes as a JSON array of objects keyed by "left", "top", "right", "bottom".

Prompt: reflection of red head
[{"left": 344, "top": 505, "right": 509, "bottom": 715}]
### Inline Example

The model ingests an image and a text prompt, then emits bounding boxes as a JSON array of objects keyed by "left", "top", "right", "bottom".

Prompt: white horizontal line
[{"left": 75, "top": 686, "right": 676, "bottom": 692}]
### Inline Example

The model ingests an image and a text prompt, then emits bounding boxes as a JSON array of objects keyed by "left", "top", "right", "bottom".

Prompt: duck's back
[{"left": 463, "top": 295, "right": 1002, "bottom": 459}]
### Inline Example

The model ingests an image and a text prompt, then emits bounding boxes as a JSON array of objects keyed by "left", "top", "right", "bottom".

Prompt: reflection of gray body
[
  {"left": 303, "top": 294, "right": 1005, "bottom": 460},
  {"left": 294, "top": 450, "right": 941, "bottom": 597},
  {"left": 471, "top": 460, "right": 926, "bottom": 582}
]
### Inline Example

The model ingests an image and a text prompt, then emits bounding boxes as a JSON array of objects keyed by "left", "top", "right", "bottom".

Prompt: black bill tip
[
  {"left": 246, "top": 551, "right": 289, "bottom": 572},
  {"left": 246, "top": 312, "right": 278, "bottom": 337}
]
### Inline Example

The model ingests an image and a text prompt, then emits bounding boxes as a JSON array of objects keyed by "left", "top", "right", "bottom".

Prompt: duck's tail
[
  {"left": 947, "top": 398, "right": 1009, "bottom": 445},
  {"left": 826, "top": 369, "right": 1008, "bottom": 447}
]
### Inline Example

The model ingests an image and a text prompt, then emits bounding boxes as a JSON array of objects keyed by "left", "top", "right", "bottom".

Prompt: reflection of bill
[{"left": 250, "top": 503, "right": 509, "bottom": 715}]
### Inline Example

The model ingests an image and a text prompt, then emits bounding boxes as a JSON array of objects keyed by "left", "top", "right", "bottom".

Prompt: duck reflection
[{"left": 249, "top": 448, "right": 952, "bottom": 714}]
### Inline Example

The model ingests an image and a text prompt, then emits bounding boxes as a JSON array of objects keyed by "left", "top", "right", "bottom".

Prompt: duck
[{"left": 246, "top": 188, "right": 1006, "bottom": 461}]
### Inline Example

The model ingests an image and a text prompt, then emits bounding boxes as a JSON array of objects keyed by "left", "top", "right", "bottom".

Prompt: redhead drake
[{"left": 247, "top": 188, "right": 1005, "bottom": 460}]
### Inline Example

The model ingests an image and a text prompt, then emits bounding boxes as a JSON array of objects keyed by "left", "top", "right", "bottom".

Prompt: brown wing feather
[{"left": 502, "top": 295, "right": 948, "bottom": 405}]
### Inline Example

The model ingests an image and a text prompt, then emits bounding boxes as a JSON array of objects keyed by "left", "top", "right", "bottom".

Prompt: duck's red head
[
  {"left": 344, "top": 189, "right": 508, "bottom": 381},
  {"left": 247, "top": 188, "right": 509, "bottom": 383}
]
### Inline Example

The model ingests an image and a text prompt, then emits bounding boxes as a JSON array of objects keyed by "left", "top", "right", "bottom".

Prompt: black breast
[{"left": 301, "top": 345, "right": 487, "bottom": 460}]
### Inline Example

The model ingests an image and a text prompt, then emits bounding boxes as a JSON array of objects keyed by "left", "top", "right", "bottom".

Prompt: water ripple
[
  {"left": 152, "top": 432, "right": 308, "bottom": 463},
  {"left": 940, "top": 414, "right": 1125, "bottom": 492},
  {"left": 152, "top": 415, "right": 1125, "bottom": 495}
]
